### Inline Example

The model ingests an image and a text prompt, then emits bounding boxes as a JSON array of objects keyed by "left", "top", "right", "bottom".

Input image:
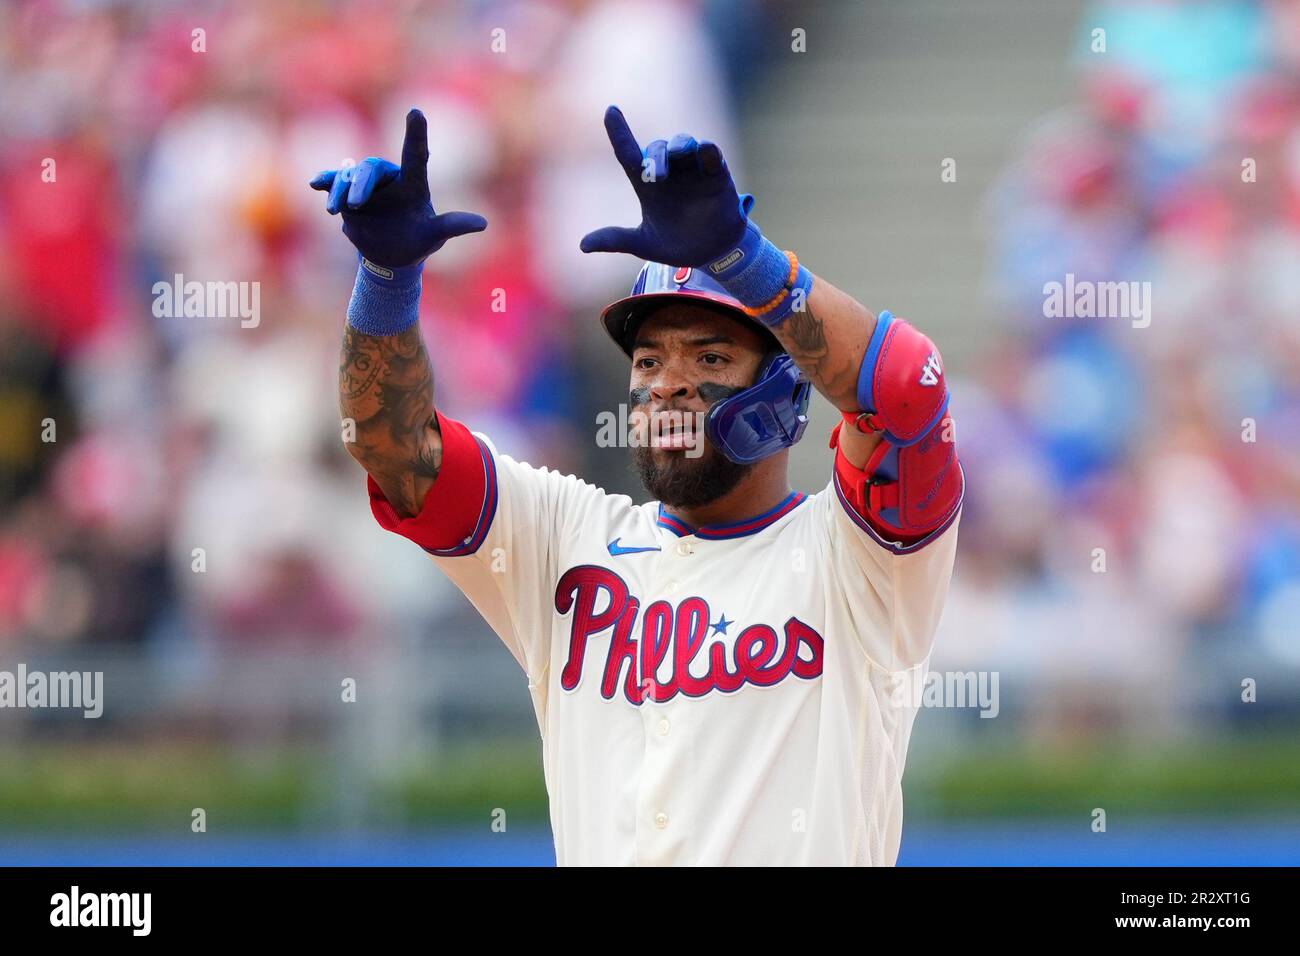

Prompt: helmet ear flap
[
  {"left": 705, "top": 352, "right": 812, "bottom": 464},
  {"left": 759, "top": 348, "right": 784, "bottom": 379},
  {"left": 793, "top": 375, "right": 812, "bottom": 413}
]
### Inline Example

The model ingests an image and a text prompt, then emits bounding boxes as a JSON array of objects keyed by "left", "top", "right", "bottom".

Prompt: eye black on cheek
[{"left": 698, "top": 381, "right": 743, "bottom": 402}]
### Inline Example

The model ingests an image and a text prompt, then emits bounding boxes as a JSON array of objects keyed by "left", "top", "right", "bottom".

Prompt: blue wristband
[
  {"left": 757, "top": 264, "right": 815, "bottom": 329},
  {"left": 346, "top": 256, "right": 424, "bottom": 336},
  {"left": 705, "top": 220, "right": 791, "bottom": 310}
]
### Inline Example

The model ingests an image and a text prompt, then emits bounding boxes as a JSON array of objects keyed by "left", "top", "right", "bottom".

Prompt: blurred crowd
[
  {"left": 940, "top": 0, "right": 1300, "bottom": 710},
  {"left": 0, "top": 0, "right": 758, "bottom": 652},
  {"left": 0, "top": 0, "right": 1296, "bottom": 714}
]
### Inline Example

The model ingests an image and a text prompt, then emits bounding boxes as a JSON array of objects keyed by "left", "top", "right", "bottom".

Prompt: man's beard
[
  {"left": 631, "top": 441, "right": 754, "bottom": 508},
  {"left": 629, "top": 379, "right": 758, "bottom": 508}
]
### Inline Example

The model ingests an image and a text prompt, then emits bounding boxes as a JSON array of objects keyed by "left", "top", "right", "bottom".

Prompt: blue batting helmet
[{"left": 599, "top": 262, "right": 812, "bottom": 464}]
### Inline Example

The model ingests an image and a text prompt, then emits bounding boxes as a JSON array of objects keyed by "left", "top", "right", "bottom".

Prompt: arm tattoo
[
  {"left": 339, "top": 324, "right": 442, "bottom": 516},
  {"left": 784, "top": 307, "right": 829, "bottom": 360},
  {"left": 776, "top": 304, "right": 861, "bottom": 410}
]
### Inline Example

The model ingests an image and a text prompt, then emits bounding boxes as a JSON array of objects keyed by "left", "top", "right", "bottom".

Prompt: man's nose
[{"left": 649, "top": 375, "right": 693, "bottom": 402}]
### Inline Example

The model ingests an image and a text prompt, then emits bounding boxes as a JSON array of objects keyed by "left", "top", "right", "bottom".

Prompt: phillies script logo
[{"left": 555, "top": 566, "right": 824, "bottom": 704}]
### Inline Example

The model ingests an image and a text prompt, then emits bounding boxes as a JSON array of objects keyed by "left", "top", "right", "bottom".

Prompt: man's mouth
[
  {"left": 652, "top": 428, "right": 698, "bottom": 451},
  {"left": 649, "top": 412, "right": 706, "bottom": 451}
]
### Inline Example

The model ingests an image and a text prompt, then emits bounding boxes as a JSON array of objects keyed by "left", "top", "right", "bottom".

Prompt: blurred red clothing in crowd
[{"left": 0, "top": 138, "right": 122, "bottom": 355}]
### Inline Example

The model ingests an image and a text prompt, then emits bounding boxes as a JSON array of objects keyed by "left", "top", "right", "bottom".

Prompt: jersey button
[
  {"left": 657, "top": 718, "right": 670, "bottom": 736},
  {"left": 654, "top": 812, "right": 669, "bottom": 829},
  {"left": 675, "top": 541, "right": 694, "bottom": 556}
]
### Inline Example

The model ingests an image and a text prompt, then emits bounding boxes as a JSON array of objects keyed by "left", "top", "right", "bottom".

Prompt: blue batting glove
[
  {"left": 309, "top": 109, "right": 487, "bottom": 335},
  {"left": 579, "top": 106, "right": 748, "bottom": 267},
  {"left": 579, "top": 106, "right": 801, "bottom": 323},
  {"left": 310, "top": 108, "right": 486, "bottom": 268}
]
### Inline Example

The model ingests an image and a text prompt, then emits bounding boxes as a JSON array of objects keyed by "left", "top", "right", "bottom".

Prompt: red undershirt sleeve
[{"left": 366, "top": 411, "right": 496, "bottom": 555}]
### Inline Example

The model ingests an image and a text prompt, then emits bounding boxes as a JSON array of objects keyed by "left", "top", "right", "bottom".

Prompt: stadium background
[{"left": 1, "top": 0, "right": 1298, "bottom": 865}]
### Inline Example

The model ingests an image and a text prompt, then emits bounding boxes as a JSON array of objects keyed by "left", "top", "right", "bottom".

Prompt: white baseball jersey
[{"left": 368, "top": 414, "right": 961, "bottom": 866}]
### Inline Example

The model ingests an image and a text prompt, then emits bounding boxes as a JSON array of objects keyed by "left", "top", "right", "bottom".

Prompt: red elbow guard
[
  {"left": 833, "top": 311, "right": 963, "bottom": 544},
  {"left": 833, "top": 413, "right": 962, "bottom": 543},
  {"left": 854, "top": 310, "right": 949, "bottom": 446}
]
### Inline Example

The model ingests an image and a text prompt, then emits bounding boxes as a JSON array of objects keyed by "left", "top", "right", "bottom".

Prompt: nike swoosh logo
[{"left": 608, "top": 538, "right": 662, "bottom": 556}]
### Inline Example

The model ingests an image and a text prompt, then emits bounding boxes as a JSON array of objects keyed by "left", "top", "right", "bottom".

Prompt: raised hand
[
  {"left": 310, "top": 108, "right": 486, "bottom": 269},
  {"left": 580, "top": 105, "right": 751, "bottom": 268}
]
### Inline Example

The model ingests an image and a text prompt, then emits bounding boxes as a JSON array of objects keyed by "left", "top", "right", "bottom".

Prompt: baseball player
[{"left": 310, "top": 106, "right": 963, "bottom": 866}]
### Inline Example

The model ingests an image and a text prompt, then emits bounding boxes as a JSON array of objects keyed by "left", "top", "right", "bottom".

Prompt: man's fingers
[
  {"left": 432, "top": 211, "right": 489, "bottom": 239},
  {"left": 326, "top": 166, "right": 353, "bottom": 214},
  {"left": 603, "top": 105, "right": 644, "bottom": 176},
  {"left": 697, "top": 141, "right": 725, "bottom": 177},
  {"left": 309, "top": 169, "right": 337, "bottom": 191},
  {"left": 347, "top": 159, "right": 377, "bottom": 209},
  {"left": 643, "top": 139, "right": 668, "bottom": 182},
  {"left": 666, "top": 133, "right": 699, "bottom": 178},
  {"left": 347, "top": 157, "right": 400, "bottom": 208},
  {"left": 580, "top": 225, "right": 642, "bottom": 255},
  {"left": 400, "top": 108, "right": 430, "bottom": 183},
  {"left": 412, "top": 212, "right": 487, "bottom": 256}
]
